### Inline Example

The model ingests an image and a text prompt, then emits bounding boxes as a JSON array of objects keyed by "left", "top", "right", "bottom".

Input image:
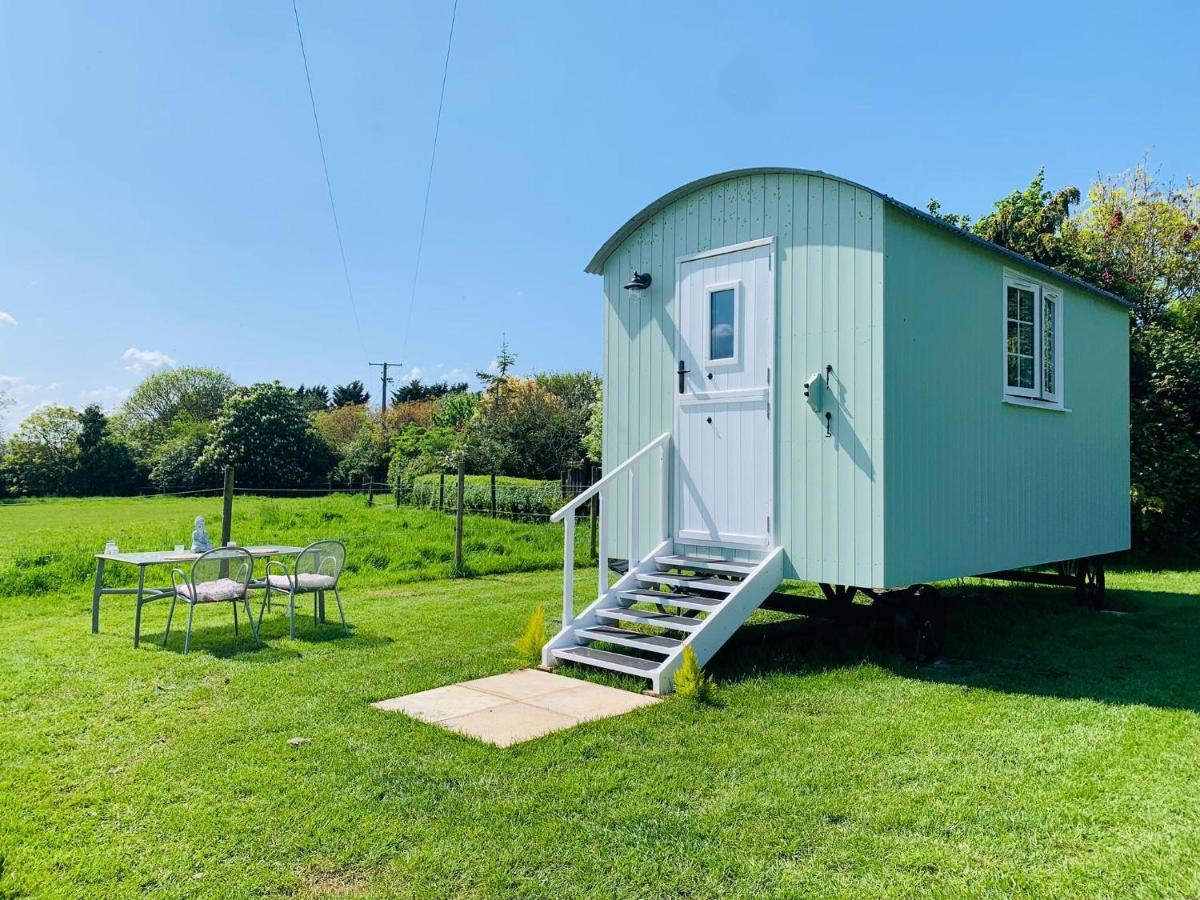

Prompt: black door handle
[{"left": 677, "top": 360, "right": 690, "bottom": 394}]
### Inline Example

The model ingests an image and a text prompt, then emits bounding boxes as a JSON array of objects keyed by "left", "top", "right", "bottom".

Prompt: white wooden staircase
[{"left": 541, "top": 434, "right": 784, "bottom": 694}]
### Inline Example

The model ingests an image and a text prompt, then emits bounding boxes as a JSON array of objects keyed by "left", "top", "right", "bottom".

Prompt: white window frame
[
  {"left": 1003, "top": 271, "right": 1064, "bottom": 408},
  {"left": 704, "top": 280, "right": 741, "bottom": 369}
]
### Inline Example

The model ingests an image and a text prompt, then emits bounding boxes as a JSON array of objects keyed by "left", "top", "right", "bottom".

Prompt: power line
[
  {"left": 402, "top": 0, "right": 459, "bottom": 359},
  {"left": 291, "top": 0, "right": 367, "bottom": 358}
]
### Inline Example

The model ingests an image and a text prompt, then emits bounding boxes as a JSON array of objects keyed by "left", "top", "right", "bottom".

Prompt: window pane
[
  {"left": 1019, "top": 322, "right": 1033, "bottom": 356},
  {"left": 1019, "top": 355, "right": 1034, "bottom": 389},
  {"left": 1007, "top": 321, "right": 1019, "bottom": 353},
  {"left": 1007, "top": 354, "right": 1019, "bottom": 387},
  {"left": 1018, "top": 288, "right": 1034, "bottom": 322},
  {"left": 710, "top": 288, "right": 735, "bottom": 360},
  {"left": 1043, "top": 296, "right": 1056, "bottom": 394},
  {"left": 1007, "top": 286, "right": 1019, "bottom": 320}
]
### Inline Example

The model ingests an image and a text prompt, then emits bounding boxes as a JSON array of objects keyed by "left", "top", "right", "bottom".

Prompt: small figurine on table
[{"left": 191, "top": 516, "right": 213, "bottom": 553}]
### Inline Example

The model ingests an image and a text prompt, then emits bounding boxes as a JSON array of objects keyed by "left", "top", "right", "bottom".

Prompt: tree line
[{"left": 0, "top": 342, "right": 602, "bottom": 500}]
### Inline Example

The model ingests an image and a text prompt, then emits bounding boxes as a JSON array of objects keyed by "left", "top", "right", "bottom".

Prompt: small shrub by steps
[
  {"left": 514, "top": 606, "right": 549, "bottom": 667},
  {"left": 673, "top": 646, "right": 717, "bottom": 703}
]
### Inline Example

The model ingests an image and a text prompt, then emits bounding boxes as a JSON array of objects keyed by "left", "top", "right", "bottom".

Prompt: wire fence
[
  {"left": 117, "top": 470, "right": 602, "bottom": 527},
  {"left": 0, "top": 466, "right": 604, "bottom": 578}
]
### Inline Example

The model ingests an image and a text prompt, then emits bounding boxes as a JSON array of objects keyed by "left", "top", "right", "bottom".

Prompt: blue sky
[{"left": 1, "top": 0, "right": 1195, "bottom": 429}]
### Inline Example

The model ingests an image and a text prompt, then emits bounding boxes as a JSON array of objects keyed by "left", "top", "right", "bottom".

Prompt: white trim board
[
  {"left": 676, "top": 236, "right": 775, "bottom": 265},
  {"left": 678, "top": 386, "right": 769, "bottom": 407}
]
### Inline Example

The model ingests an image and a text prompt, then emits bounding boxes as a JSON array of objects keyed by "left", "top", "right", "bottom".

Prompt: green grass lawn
[{"left": 3, "top": 498, "right": 1200, "bottom": 896}]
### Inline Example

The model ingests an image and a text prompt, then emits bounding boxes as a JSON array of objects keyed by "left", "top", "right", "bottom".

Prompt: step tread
[
  {"left": 639, "top": 573, "right": 740, "bottom": 593},
  {"left": 575, "top": 625, "right": 682, "bottom": 651},
  {"left": 655, "top": 554, "right": 759, "bottom": 574},
  {"left": 597, "top": 607, "right": 703, "bottom": 630},
  {"left": 553, "top": 645, "right": 660, "bottom": 673},
  {"left": 620, "top": 589, "right": 722, "bottom": 610}
]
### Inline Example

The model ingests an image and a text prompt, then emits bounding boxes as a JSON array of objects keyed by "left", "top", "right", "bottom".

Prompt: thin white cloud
[
  {"left": 402, "top": 366, "right": 424, "bottom": 381},
  {"left": 438, "top": 368, "right": 465, "bottom": 382},
  {"left": 0, "top": 311, "right": 16, "bottom": 327},
  {"left": 0, "top": 375, "right": 65, "bottom": 431},
  {"left": 122, "top": 347, "right": 176, "bottom": 374},
  {"left": 0, "top": 375, "right": 56, "bottom": 391}
]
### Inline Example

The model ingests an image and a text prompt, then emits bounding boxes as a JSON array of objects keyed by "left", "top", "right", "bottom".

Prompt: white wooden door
[{"left": 675, "top": 238, "right": 774, "bottom": 548}]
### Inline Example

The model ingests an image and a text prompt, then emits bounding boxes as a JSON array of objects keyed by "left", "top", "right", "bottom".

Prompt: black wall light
[{"left": 623, "top": 272, "right": 652, "bottom": 292}]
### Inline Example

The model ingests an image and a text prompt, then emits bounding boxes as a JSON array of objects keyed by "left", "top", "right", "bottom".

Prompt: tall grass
[
  {"left": 0, "top": 494, "right": 587, "bottom": 597},
  {"left": 405, "top": 474, "right": 565, "bottom": 521}
]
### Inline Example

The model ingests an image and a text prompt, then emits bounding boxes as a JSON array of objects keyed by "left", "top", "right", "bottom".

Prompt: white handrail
[
  {"left": 554, "top": 432, "right": 670, "bottom": 630},
  {"left": 550, "top": 433, "right": 670, "bottom": 523}
]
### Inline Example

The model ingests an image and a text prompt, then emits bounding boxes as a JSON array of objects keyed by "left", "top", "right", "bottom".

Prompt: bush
[
  {"left": 196, "top": 382, "right": 334, "bottom": 488},
  {"left": 472, "top": 377, "right": 578, "bottom": 479},
  {"left": 148, "top": 431, "right": 208, "bottom": 491},
  {"left": 386, "top": 424, "right": 460, "bottom": 488},
  {"left": 2, "top": 406, "right": 81, "bottom": 496},
  {"left": 514, "top": 606, "right": 549, "bottom": 666},
  {"left": 1130, "top": 311, "right": 1200, "bottom": 559},
  {"left": 673, "top": 646, "right": 717, "bottom": 703},
  {"left": 402, "top": 474, "right": 563, "bottom": 521}
]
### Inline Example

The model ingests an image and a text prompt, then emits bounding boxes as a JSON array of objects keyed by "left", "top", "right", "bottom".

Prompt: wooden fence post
[
  {"left": 219, "top": 466, "right": 234, "bottom": 578},
  {"left": 366, "top": 480, "right": 374, "bottom": 507},
  {"left": 454, "top": 459, "right": 466, "bottom": 576},
  {"left": 439, "top": 472, "right": 446, "bottom": 511},
  {"left": 490, "top": 472, "right": 497, "bottom": 518},
  {"left": 220, "top": 466, "right": 234, "bottom": 548}
]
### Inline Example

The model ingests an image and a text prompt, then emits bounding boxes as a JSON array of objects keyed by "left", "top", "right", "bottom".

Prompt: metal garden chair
[
  {"left": 256, "top": 540, "right": 348, "bottom": 639},
  {"left": 164, "top": 547, "right": 259, "bottom": 654}
]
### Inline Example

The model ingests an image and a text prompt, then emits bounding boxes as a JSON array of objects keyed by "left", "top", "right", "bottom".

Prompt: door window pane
[{"left": 710, "top": 288, "right": 735, "bottom": 360}]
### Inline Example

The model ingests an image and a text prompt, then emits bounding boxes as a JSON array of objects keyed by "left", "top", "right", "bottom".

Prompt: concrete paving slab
[
  {"left": 373, "top": 669, "right": 661, "bottom": 746},
  {"left": 371, "top": 684, "right": 512, "bottom": 723},
  {"left": 523, "top": 680, "right": 658, "bottom": 721},
  {"left": 461, "top": 668, "right": 573, "bottom": 701},
  {"left": 439, "top": 701, "right": 578, "bottom": 748}
]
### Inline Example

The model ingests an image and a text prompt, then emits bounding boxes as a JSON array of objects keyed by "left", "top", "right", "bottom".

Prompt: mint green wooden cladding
[
  {"left": 592, "top": 168, "right": 1130, "bottom": 589},
  {"left": 882, "top": 213, "right": 1130, "bottom": 584}
]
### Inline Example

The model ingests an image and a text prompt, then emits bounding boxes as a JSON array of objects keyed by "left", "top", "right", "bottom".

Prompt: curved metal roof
[{"left": 584, "top": 167, "right": 1130, "bottom": 308}]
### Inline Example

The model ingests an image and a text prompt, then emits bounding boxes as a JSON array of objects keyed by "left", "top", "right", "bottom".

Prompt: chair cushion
[
  {"left": 265, "top": 573, "right": 337, "bottom": 592},
  {"left": 178, "top": 578, "right": 247, "bottom": 603}
]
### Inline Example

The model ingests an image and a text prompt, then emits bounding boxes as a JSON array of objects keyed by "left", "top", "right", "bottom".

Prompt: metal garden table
[{"left": 91, "top": 546, "right": 307, "bottom": 647}]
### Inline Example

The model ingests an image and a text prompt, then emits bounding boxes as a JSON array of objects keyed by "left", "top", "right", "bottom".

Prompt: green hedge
[{"left": 400, "top": 475, "right": 565, "bottom": 521}]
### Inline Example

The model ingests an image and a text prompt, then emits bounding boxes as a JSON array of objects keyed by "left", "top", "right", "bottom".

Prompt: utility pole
[{"left": 369, "top": 361, "right": 402, "bottom": 424}]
